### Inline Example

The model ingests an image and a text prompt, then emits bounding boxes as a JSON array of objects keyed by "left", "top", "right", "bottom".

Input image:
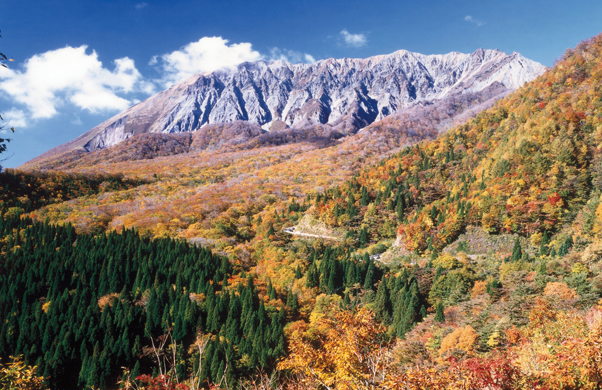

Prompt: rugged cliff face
[{"left": 26, "top": 48, "right": 545, "bottom": 165}]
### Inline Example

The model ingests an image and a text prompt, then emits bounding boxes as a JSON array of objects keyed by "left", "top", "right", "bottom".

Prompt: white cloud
[
  {"left": 0, "top": 38, "right": 316, "bottom": 129},
  {"left": 153, "top": 37, "right": 262, "bottom": 87},
  {"left": 0, "top": 46, "right": 153, "bottom": 122},
  {"left": 1, "top": 108, "right": 27, "bottom": 129},
  {"left": 71, "top": 115, "right": 83, "bottom": 126},
  {"left": 268, "top": 48, "right": 316, "bottom": 64},
  {"left": 464, "top": 15, "right": 485, "bottom": 27},
  {"left": 340, "top": 29, "right": 367, "bottom": 48},
  {"left": 135, "top": 2, "right": 148, "bottom": 9}
]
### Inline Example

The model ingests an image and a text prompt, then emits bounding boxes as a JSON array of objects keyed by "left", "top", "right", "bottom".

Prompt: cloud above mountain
[
  {"left": 0, "top": 37, "right": 316, "bottom": 127},
  {"left": 151, "top": 37, "right": 262, "bottom": 88},
  {"left": 268, "top": 48, "right": 315, "bottom": 64},
  {"left": 340, "top": 29, "right": 367, "bottom": 47},
  {"left": 0, "top": 45, "right": 153, "bottom": 126}
]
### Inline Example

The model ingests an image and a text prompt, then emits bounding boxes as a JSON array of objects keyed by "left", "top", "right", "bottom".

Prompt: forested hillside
[
  {"left": 311, "top": 32, "right": 602, "bottom": 254},
  {"left": 0, "top": 213, "right": 287, "bottom": 389},
  {"left": 0, "top": 170, "right": 146, "bottom": 212},
  {"left": 4, "top": 33, "right": 602, "bottom": 390}
]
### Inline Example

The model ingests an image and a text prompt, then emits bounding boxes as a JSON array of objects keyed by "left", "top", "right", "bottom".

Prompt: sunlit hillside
[{"left": 3, "top": 32, "right": 602, "bottom": 390}]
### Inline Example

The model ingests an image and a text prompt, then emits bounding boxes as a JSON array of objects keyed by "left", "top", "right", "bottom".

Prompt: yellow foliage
[
  {"left": 439, "top": 325, "right": 479, "bottom": 355},
  {"left": 499, "top": 261, "right": 531, "bottom": 281},
  {"left": 512, "top": 299, "right": 602, "bottom": 389},
  {"left": 0, "top": 356, "right": 46, "bottom": 390},
  {"left": 530, "top": 232, "right": 543, "bottom": 247},
  {"left": 571, "top": 262, "right": 589, "bottom": 274},
  {"left": 432, "top": 254, "right": 462, "bottom": 270},
  {"left": 309, "top": 294, "right": 341, "bottom": 327},
  {"left": 487, "top": 330, "right": 501, "bottom": 348},
  {"left": 279, "top": 307, "right": 390, "bottom": 389}
]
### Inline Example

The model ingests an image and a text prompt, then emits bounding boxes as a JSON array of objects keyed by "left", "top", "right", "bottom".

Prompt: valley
[{"left": 3, "top": 34, "right": 602, "bottom": 390}]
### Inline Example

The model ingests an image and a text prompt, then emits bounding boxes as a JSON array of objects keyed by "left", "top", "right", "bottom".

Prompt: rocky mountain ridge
[{"left": 26, "top": 48, "right": 545, "bottom": 165}]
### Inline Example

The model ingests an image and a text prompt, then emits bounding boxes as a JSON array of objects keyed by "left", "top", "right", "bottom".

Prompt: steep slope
[
  {"left": 23, "top": 48, "right": 544, "bottom": 168},
  {"left": 305, "top": 34, "right": 602, "bottom": 256}
]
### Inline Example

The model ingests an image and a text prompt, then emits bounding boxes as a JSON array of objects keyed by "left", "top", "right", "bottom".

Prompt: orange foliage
[
  {"left": 97, "top": 293, "right": 120, "bottom": 311},
  {"left": 543, "top": 282, "right": 579, "bottom": 301},
  {"left": 471, "top": 280, "right": 487, "bottom": 298},
  {"left": 439, "top": 326, "right": 479, "bottom": 356},
  {"left": 278, "top": 307, "right": 390, "bottom": 389}
]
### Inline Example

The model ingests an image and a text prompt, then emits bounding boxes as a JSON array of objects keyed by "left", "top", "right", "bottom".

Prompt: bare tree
[{"left": 0, "top": 28, "right": 15, "bottom": 166}]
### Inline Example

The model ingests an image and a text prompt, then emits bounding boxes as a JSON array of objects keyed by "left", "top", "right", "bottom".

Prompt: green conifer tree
[
  {"left": 363, "top": 258, "right": 375, "bottom": 290},
  {"left": 359, "top": 228, "right": 368, "bottom": 248},
  {"left": 419, "top": 305, "right": 427, "bottom": 320},
  {"left": 361, "top": 186, "right": 369, "bottom": 206},
  {"left": 510, "top": 238, "right": 522, "bottom": 262},
  {"left": 434, "top": 301, "right": 445, "bottom": 323},
  {"left": 373, "top": 281, "right": 390, "bottom": 324},
  {"left": 305, "top": 263, "right": 319, "bottom": 288},
  {"left": 540, "top": 231, "right": 550, "bottom": 256}
]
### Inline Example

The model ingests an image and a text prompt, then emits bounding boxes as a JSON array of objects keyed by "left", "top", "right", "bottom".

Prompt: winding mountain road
[{"left": 282, "top": 227, "right": 341, "bottom": 240}]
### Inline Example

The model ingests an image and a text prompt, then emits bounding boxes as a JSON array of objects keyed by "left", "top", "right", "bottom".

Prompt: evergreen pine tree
[
  {"left": 558, "top": 236, "right": 573, "bottom": 257},
  {"left": 359, "top": 228, "right": 368, "bottom": 248},
  {"left": 305, "top": 263, "right": 319, "bottom": 288},
  {"left": 539, "top": 261, "right": 547, "bottom": 274},
  {"left": 434, "top": 301, "right": 445, "bottom": 323},
  {"left": 396, "top": 199, "right": 404, "bottom": 221},
  {"left": 361, "top": 186, "right": 369, "bottom": 206},
  {"left": 217, "top": 360, "right": 225, "bottom": 384},
  {"left": 294, "top": 264, "right": 302, "bottom": 279},
  {"left": 433, "top": 266, "right": 443, "bottom": 282},
  {"left": 201, "top": 342, "right": 214, "bottom": 383},
  {"left": 510, "top": 238, "right": 522, "bottom": 262},
  {"left": 327, "top": 262, "right": 337, "bottom": 294},
  {"left": 373, "top": 282, "right": 390, "bottom": 324},
  {"left": 345, "top": 261, "right": 357, "bottom": 287},
  {"left": 363, "top": 258, "right": 375, "bottom": 290},
  {"left": 210, "top": 346, "right": 221, "bottom": 383},
  {"left": 347, "top": 193, "right": 357, "bottom": 217},
  {"left": 130, "top": 361, "right": 141, "bottom": 383},
  {"left": 286, "top": 290, "right": 294, "bottom": 308},
  {"left": 266, "top": 223, "right": 275, "bottom": 238},
  {"left": 419, "top": 305, "right": 427, "bottom": 320},
  {"left": 540, "top": 231, "right": 550, "bottom": 256}
]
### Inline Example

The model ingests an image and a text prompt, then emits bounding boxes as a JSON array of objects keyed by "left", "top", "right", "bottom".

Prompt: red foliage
[
  {"left": 547, "top": 192, "right": 562, "bottom": 207},
  {"left": 453, "top": 356, "right": 521, "bottom": 390},
  {"left": 135, "top": 375, "right": 190, "bottom": 390}
]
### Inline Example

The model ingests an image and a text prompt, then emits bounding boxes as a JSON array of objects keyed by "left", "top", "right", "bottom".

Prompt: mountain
[
  {"left": 5, "top": 30, "right": 602, "bottom": 390},
  {"left": 24, "top": 48, "right": 545, "bottom": 168}
]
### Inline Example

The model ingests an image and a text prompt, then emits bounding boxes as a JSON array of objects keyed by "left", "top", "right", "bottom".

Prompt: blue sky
[{"left": 1, "top": 0, "right": 601, "bottom": 167}]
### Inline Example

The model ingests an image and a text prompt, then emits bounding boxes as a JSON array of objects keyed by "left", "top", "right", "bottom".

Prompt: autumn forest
[{"left": 4, "top": 32, "right": 602, "bottom": 390}]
